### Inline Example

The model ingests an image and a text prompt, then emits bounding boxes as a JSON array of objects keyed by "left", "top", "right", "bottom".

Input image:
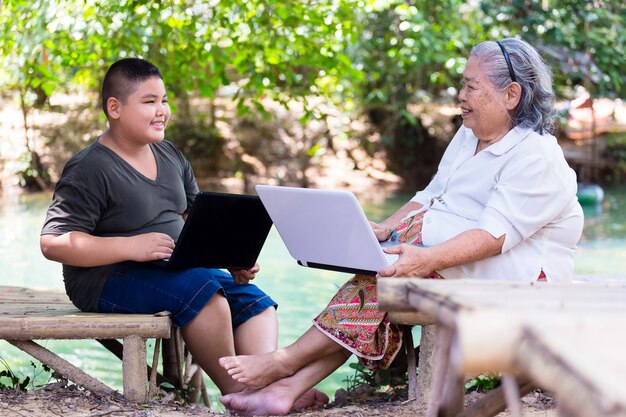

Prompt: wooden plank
[
  {"left": 0, "top": 313, "right": 172, "bottom": 339},
  {"left": 386, "top": 311, "right": 434, "bottom": 325},
  {"left": 400, "top": 279, "right": 626, "bottom": 316},
  {"left": 516, "top": 320, "right": 626, "bottom": 417}
]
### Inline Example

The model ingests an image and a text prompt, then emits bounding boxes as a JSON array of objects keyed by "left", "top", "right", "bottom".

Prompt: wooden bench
[
  {"left": 380, "top": 277, "right": 626, "bottom": 417},
  {"left": 0, "top": 285, "right": 171, "bottom": 402}
]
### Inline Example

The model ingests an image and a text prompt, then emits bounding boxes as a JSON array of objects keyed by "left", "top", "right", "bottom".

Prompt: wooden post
[
  {"left": 416, "top": 324, "right": 437, "bottom": 408},
  {"left": 439, "top": 363, "right": 465, "bottom": 417},
  {"left": 426, "top": 326, "right": 453, "bottom": 417},
  {"left": 148, "top": 338, "right": 161, "bottom": 399},
  {"left": 122, "top": 335, "right": 148, "bottom": 403},
  {"left": 439, "top": 332, "right": 465, "bottom": 417},
  {"left": 162, "top": 334, "right": 182, "bottom": 388},
  {"left": 402, "top": 326, "right": 418, "bottom": 402}
]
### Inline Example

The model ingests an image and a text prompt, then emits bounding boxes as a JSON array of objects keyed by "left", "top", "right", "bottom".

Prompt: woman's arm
[
  {"left": 377, "top": 228, "right": 504, "bottom": 277},
  {"left": 40, "top": 231, "right": 175, "bottom": 267}
]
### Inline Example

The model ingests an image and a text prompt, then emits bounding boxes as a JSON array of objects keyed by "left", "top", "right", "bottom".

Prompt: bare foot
[
  {"left": 220, "top": 385, "right": 294, "bottom": 416},
  {"left": 293, "top": 388, "right": 329, "bottom": 411},
  {"left": 219, "top": 351, "right": 294, "bottom": 388}
]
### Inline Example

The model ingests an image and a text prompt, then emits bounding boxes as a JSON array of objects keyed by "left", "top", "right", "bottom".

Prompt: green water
[{"left": 0, "top": 186, "right": 624, "bottom": 404}]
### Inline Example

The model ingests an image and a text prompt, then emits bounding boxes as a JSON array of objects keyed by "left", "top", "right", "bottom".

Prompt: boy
[{"left": 40, "top": 58, "right": 280, "bottom": 397}]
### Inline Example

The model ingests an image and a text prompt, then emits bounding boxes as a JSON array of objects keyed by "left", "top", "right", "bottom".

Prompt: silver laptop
[{"left": 256, "top": 185, "right": 399, "bottom": 275}]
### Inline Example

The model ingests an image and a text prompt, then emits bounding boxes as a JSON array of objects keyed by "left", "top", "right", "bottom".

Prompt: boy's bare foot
[
  {"left": 219, "top": 351, "right": 294, "bottom": 388},
  {"left": 220, "top": 385, "right": 294, "bottom": 416}
]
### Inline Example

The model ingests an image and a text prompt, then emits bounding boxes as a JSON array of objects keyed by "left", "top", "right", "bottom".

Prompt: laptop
[
  {"left": 255, "top": 185, "right": 400, "bottom": 275},
  {"left": 155, "top": 192, "right": 273, "bottom": 269}
]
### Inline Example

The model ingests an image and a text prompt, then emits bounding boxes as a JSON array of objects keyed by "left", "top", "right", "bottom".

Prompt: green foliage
[
  {"left": 1, "top": 0, "right": 361, "bottom": 117},
  {"left": 480, "top": 0, "right": 626, "bottom": 98},
  {"left": 350, "top": 1, "right": 482, "bottom": 107},
  {"left": 1, "top": 1, "right": 625, "bottom": 186},
  {"left": 465, "top": 373, "right": 501, "bottom": 392},
  {"left": 0, "top": 358, "right": 53, "bottom": 392},
  {"left": 344, "top": 362, "right": 377, "bottom": 391}
]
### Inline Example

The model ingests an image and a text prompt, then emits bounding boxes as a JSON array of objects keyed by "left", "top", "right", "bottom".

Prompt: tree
[
  {"left": 346, "top": 1, "right": 483, "bottom": 189},
  {"left": 479, "top": 0, "right": 626, "bottom": 98}
]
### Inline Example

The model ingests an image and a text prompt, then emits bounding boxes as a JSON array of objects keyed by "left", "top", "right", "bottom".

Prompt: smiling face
[
  {"left": 107, "top": 76, "right": 171, "bottom": 145},
  {"left": 459, "top": 56, "right": 513, "bottom": 143}
]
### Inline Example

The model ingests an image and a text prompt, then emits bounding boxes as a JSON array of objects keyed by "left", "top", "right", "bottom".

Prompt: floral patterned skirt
[{"left": 313, "top": 211, "right": 434, "bottom": 371}]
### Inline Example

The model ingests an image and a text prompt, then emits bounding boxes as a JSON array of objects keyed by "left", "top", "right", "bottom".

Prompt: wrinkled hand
[
  {"left": 126, "top": 233, "right": 175, "bottom": 262},
  {"left": 229, "top": 263, "right": 260, "bottom": 285},
  {"left": 369, "top": 221, "right": 393, "bottom": 242},
  {"left": 377, "top": 244, "right": 436, "bottom": 278}
]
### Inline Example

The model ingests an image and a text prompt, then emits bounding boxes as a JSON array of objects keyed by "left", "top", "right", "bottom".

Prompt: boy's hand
[
  {"left": 127, "top": 233, "right": 175, "bottom": 262},
  {"left": 228, "top": 263, "right": 260, "bottom": 285}
]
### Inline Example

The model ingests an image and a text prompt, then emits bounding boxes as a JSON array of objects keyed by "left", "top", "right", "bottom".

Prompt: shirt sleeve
[
  {"left": 41, "top": 179, "right": 106, "bottom": 235},
  {"left": 477, "top": 153, "right": 575, "bottom": 253}
]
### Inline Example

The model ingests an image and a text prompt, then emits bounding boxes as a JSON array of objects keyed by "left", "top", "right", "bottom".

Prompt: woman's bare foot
[
  {"left": 220, "top": 385, "right": 295, "bottom": 416},
  {"left": 293, "top": 388, "right": 329, "bottom": 411},
  {"left": 219, "top": 351, "right": 294, "bottom": 388}
]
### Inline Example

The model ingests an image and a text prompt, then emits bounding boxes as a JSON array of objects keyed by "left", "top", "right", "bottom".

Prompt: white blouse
[{"left": 410, "top": 126, "right": 584, "bottom": 282}]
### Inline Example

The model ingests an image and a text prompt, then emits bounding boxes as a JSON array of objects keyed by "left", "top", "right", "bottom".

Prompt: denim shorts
[{"left": 98, "top": 262, "right": 277, "bottom": 328}]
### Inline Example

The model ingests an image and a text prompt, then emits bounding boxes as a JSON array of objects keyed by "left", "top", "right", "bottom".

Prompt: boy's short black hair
[{"left": 101, "top": 58, "right": 163, "bottom": 119}]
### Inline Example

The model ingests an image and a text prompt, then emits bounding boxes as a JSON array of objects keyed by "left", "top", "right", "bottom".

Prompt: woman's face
[{"left": 459, "top": 56, "right": 512, "bottom": 142}]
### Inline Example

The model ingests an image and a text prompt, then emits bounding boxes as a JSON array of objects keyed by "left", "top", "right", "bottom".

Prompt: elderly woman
[{"left": 218, "top": 38, "right": 584, "bottom": 416}]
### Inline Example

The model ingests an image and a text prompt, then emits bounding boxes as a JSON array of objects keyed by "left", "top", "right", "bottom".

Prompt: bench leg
[
  {"left": 416, "top": 324, "right": 437, "bottom": 408},
  {"left": 440, "top": 359, "right": 465, "bottom": 417},
  {"left": 426, "top": 325, "right": 454, "bottom": 417},
  {"left": 123, "top": 335, "right": 148, "bottom": 403},
  {"left": 402, "top": 325, "right": 418, "bottom": 402}
]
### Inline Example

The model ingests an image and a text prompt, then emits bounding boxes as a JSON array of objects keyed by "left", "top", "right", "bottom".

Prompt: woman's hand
[
  {"left": 377, "top": 244, "right": 437, "bottom": 278},
  {"left": 369, "top": 221, "right": 393, "bottom": 242},
  {"left": 229, "top": 263, "right": 260, "bottom": 285}
]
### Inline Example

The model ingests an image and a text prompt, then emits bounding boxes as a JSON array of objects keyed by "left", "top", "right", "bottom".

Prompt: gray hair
[{"left": 470, "top": 38, "right": 556, "bottom": 134}]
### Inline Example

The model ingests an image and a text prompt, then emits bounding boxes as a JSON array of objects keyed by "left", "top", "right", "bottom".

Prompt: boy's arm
[{"left": 40, "top": 231, "right": 175, "bottom": 267}]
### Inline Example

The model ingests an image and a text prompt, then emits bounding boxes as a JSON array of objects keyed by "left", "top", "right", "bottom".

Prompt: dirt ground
[{"left": 0, "top": 382, "right": 557, "bottom": 417}]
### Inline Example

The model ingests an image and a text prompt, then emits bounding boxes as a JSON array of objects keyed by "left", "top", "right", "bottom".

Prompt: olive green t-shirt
[{"left": 41, "top": 139, "right": 199, "bottom": 312}]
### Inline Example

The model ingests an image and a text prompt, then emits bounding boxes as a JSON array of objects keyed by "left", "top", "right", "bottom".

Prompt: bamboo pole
[
  {"left": 122, "top": 335, "right": 148, "bottom": 403},
  {"left": 8, "top": 340, "right": 115, "bottom": 396},
  {"left": 148, "top": 338, "right": 161, "bottom": 399}
]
